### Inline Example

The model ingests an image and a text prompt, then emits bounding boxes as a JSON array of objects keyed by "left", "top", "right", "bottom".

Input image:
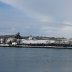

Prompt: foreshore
[{"left": 0, "top": 44, "right": 72, "bottom": 49}]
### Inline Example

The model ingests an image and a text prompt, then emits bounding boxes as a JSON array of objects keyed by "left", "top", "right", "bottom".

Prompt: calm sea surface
[{"left": 0, "top": 47, "right": 72, "bottom": 72}]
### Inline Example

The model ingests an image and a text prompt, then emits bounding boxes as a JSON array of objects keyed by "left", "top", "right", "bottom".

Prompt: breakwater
[{"left": 0, "top": 44, "right": 72, "bottom": 49}]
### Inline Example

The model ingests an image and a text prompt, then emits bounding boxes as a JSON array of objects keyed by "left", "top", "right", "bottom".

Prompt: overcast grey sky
[{"left": 0, "top": 0, "right": 72, "bottom": 38}]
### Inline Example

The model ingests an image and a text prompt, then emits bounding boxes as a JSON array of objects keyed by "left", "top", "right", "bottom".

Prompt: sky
[{"left": 0, "top": 0, "right": 72, "bottom": 38}]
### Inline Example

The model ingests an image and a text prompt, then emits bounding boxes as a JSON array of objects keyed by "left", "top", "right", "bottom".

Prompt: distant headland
[{"left": 0, "top": 32, "right": 72, "bottom": 48}]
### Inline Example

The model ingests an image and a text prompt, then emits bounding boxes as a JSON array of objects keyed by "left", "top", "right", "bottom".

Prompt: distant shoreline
[{"left": 0, "top": 33, "right": 72, "bottom": 49}]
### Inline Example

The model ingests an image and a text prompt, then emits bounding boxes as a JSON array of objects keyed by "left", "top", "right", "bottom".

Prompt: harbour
[{"left": 1, "top": 1, "right": 72, "bottom": 72}]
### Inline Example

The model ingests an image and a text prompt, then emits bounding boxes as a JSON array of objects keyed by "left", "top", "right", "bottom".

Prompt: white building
[
  {"left": 21, "top": 39, "right": 48, "bottom": 44},
  {"left": 12, "top": 42, "right": 17, "bottom": 46},
  {"left": 0, "top": 38, "right": 4, "bottom": 44},
  {"left": 6, "top": 38, "right": 16, "bottom": 44}
]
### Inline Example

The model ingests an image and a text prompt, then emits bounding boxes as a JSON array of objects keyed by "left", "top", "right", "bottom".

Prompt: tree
[
  {"left": 8, "top": 41, "right": 12, "bottom": 45},
  {"left": 15, "top": 32, "right": 22, "bottom": 39},
  {"left": 3, "top": 38, "right": 6, "bottom": 44}
]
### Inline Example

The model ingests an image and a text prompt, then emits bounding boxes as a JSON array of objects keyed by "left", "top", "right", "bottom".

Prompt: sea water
[{"left": 0, "top": 47, "right": 72, "bottom": 72}]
